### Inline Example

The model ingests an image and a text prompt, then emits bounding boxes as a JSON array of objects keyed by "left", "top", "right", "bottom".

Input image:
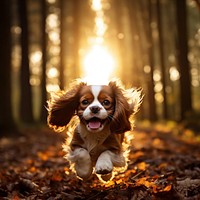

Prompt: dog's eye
[
  {"left": 102, "top": 100, "right": 111, "bottom": 106},
  {"left": 81, "top": 99, "right": 89, "bottom": 105}
]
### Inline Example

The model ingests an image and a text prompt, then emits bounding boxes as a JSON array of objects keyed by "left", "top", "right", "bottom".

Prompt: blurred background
[{"left": 0, "top": 0, "right": 200, "bottom": 134}]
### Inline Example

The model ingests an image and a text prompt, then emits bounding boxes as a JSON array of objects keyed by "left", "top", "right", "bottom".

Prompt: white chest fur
[{"left": 77, "top": 124, "right": 110, "bottom": 152}]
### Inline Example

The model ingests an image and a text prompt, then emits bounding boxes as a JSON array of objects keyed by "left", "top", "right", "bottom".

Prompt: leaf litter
[{"left": 0, "top": 125, "right": 200, "bottom": 199}]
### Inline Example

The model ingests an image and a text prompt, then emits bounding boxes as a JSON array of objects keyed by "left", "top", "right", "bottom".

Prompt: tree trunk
[
  {"left": 156, "top": 0, "right": 168, "bottom": 119},
  {"left": 147, "top": 0, "right": 157, "bottom": 121},
  {"left": 72, "top": 0, "right": 80, "bottom": 79},
  {"left": 18, "top": 0, "right": 34, "bottom": 123},
  {"left": 127, "top": 0, "right": 143, "bottom": 88},
  {"left": 175, "top": 0, "right": 192, "bottom": 120},
  {"left": 40, "top": 0, "right": 48, "bottom": 122},
  {"left": 59, "top": 0, "right": 65, "bottom": 90},
  {"left": 0, "top": 0, "right": 17, "bottom": 135}
]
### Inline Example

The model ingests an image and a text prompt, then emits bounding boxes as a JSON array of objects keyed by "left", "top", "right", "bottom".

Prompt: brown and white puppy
[{"left": 47, "top": 80, "right": 142, "bottom": 181}]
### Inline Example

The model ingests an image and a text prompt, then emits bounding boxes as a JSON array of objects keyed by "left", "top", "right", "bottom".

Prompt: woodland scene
[{"left": 0, "top": 0, "right": 200, "bottom": 199}]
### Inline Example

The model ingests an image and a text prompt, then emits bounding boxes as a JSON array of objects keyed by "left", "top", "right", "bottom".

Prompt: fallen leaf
[
  {"left": 163, "top": 184, "right": 172, "bottom": 192},
  {"left": 137, "top": 162, "right": 148, "bottom": 171}
]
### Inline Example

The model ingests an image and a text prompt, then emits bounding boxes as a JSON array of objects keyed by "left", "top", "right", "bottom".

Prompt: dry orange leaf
[
  {"left": 12, "top": 194, "right": 20, "bottom": 200},
  {"left": 158, "top": 162, "right": 167, "bottom": 169},
  {"left": 136, "top": 177, "right": 152, "bottom": 188},
  {"left": 163, "top": 184, "right": 172, "bottom": 191},
  {"left": 137, "top": 162, "right": 148, "bottom": 171},
  {"left": 129, "top": 151, "right": 144, "bottom": 160},
  {"left": 29, "top": 166, "right": 36, "bottom": 172},
  {"left": 152, "top": 184, "right": 158, "bottom": 193},
  {"left": 51, "top": 173, "right": 62, "bottom": 182},
  {"left": 37, "top": 152, "right": 48, "bottom": 161}
]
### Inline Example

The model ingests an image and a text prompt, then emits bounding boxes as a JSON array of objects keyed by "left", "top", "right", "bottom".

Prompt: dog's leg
[
  {"left": 95, "top": 150, "right": 126, "bottom": 175},
  {"left": 95, "top": 151, "right": 113, "bottom": 175},
  {"left": 95, "top": 150, "right": 126, "bottom": 182},
  {"left": 110, "top": 151, "right": 126, "bottom": 168},
  {"left": 68, "top": 148, "right": 93, "bottom": 180}
]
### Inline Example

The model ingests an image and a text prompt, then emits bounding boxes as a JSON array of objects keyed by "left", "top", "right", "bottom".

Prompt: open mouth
[{"left": 86, "top": 117, "right": 106, "bottom": 130}]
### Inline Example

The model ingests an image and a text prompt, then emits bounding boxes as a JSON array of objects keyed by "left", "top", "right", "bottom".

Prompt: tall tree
[
  {"left": 18, "top": 0, "right": 34, "bottom": 123},
  {"left": 0, "top": 0, "right": 17, "bottom": 135},
  {"left": 59, "top": 0, "right": 65, "bottom": 90},
  {"left": 147, "top": 0, "right": 157, "bottom": 121},
  {"left": 40, "top": 0, "right": 48, "bottom": 122},
  {"left": 113, "top": 0, "right": 127, "bottom": 83},
  {"left": 72, "top": 0, "right": 80, "bottom": 79},
  {"left": 175, "top": 0, "right": 192, "bottom": 119},
  {"left": 127, "top": 0, "right": 143, "bottom": 88},
  {"left": 156, "top": 0, "right": 168, "bottom": 119}
]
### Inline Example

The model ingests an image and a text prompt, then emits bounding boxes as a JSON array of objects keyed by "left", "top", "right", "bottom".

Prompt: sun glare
[
  {"left": 82, "top": 0, "right": 116, "bottom": 85},
  {"left": 83, "top": 45, "right": 115, "bottom": 85},
  {"left": 91, "top": 0, "right": 102, "bottom": 11}
]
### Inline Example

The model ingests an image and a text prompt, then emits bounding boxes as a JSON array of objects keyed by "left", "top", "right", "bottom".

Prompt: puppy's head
[
  {"left": 77, "top": 85, "right": 115, "bottom": 132},
  {"left": 47, "top": 81, "right": 142, "bottom": 133}
]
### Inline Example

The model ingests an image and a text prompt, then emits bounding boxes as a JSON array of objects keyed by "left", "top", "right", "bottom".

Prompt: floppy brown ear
[
  {"left": 109, "top": 81, "right": 132, "bottom": 134},
  {"left": 47, "top": 82, "right": 86, "bottom": 131}
]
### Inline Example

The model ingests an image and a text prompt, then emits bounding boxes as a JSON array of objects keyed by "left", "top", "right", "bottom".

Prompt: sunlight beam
[
  {"left": 83, "top": 0, "right": 115, "bottom": 85},
  {"left": 83, "top": 45, "right": 115, "bottom": 85}
]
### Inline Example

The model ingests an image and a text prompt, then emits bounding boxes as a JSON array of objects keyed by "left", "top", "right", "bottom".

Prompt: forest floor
[{"left": 0, "top": 121, "right": 200, "bottom": 200}]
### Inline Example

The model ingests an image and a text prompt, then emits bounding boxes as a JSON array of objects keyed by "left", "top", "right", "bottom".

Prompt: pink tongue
[{"left": 88, "top": 121, "right": 101, "bottom": 129}]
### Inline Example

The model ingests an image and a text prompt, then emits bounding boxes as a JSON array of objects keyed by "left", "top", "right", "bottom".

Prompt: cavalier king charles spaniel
[{"left": 47, "top": 80, "right": 142, "bottom": 182}]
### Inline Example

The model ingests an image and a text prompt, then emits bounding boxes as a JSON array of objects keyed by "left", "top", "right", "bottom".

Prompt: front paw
[
  {"left": 68, "top": 148, "right": 93, "bottom": 180},
  {"left": 95, "top": 160, "right": 113, "bottom": 175},
  {"left": 75, "top": 163, "right": 93, "bottom": 180}
]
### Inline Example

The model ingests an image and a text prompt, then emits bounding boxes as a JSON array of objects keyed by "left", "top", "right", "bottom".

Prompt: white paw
[
  {"left": 95, "top": 160, "right": 113, "bottom": 174},
  {"left": 68, "top": 148, "right": 93, "bottom": 180},
  {"left": 68, "top": 148, "right": 89, "bottom": 162},
  {"left": 75, "top": 163, "right": 93, "bottom": 180},
  {"left": 95, "top": 156, "right": 113, "bottom": 175}
]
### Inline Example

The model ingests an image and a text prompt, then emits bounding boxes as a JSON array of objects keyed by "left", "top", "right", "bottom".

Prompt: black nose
[{"left": 90, "top": 106, "right": 100, "bottom": 114}]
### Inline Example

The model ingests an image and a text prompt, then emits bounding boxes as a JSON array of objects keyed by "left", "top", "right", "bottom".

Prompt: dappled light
[
  {"left": 169, "top": 66, "right": 180, "bottom": 81},
  {"left": 47, "top": 67, "right": 59, "bottom": 78},
  {"left": 7, "top": 0, "right": 200, "bottom": 119}
]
